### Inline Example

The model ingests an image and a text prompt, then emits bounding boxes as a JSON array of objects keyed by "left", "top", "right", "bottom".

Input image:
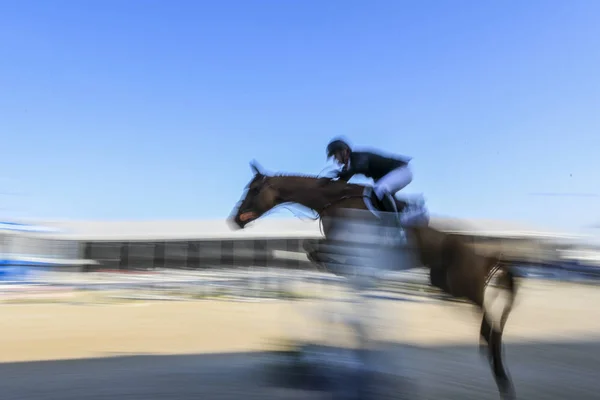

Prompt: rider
[{"left": 326, "top": 138, "right": 413, "bottom": 214}]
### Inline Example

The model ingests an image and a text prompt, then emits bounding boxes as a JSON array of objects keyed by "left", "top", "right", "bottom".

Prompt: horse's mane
[
  {"left": 272, "top": 173, "right": 322, "bottom": 179},
  {"left": 269, "top": 172, "right": 367, "bottom": 197},
  {"left": 270, "top": 172, "right": 364, "bottom": 187}
]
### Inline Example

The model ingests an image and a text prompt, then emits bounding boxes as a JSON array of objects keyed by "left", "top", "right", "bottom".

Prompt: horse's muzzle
[
  {"left": 228, "top": 211, "right": 258, "bottom": 230},
  {"left": 228, "top": 217, "right": 243, "bottom": 230}
]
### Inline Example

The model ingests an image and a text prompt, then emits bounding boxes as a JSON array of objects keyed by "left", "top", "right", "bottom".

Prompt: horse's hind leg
[
  {"left": 479, "top": 314, "right": 492, "bottom": 360},
  {"left": 483, "top": 269, "right": 517, "bottom": 400},
  {"left": 489, "top": 326, "right": 516, "bottom": 400},
  {"left": 481, "top": 313, "right": 515, "bottom": 399},
  {"left": 480, "top": 312, "right": 514, "bottom": 400}
]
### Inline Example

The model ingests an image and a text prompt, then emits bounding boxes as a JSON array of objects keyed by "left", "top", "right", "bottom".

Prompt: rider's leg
[
  {"left": 379, "top": 191, "right": 398, "bottom": 214},
  {"left": 373, "top": 165, "right": 413, "bottom": 212}
]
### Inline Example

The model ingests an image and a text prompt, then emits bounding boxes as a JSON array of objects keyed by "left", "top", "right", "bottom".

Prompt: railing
[
  {"left": 0, "top": 259, "right": 598, "bottom": 304},
  {"left": 0, "top": 267, "right": 441, "bottom": 303}
]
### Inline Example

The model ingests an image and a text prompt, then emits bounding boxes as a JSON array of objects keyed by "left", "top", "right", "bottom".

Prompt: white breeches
[{"left": 373, "top": 165, "right": 413, "bottom": 200}]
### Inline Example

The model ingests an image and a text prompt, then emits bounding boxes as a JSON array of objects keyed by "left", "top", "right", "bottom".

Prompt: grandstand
[{"left": 0, "top": 221, "right": 93, "bottom": 281}]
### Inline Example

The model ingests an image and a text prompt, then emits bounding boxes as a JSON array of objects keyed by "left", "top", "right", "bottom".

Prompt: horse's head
[
  {"left": 229, "top": 161, "right": 281, "bottom": 229},
  {"left": 229, "top": 161, "right": 364, "bottom": 230}
]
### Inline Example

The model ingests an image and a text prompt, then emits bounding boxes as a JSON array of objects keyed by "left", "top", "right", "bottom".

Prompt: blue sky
[{"left": 1, "top": 0, "right": 599, "bottom": 232}]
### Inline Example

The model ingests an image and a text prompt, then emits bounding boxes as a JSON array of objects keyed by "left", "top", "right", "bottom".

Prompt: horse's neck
[{"left": 272, "top": 176, "right": 357, "bottom": 213}]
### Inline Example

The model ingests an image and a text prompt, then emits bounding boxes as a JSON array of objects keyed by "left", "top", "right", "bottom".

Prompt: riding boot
[
  {"left": 380, "top": 193, "right": 400, "bottom": 226},
  {"left": 380, "top": 193, "right": 398, "bottom": 214}
]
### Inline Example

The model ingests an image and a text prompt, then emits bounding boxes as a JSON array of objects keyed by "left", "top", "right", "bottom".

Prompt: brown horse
[{"left": 229, "top": 161, "right": 519, "bottom": 400}]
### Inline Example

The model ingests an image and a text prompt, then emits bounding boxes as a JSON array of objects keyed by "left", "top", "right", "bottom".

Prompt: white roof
[
  {"left": 29, "top": 218, "right": 323, "bottom": 241},
  {"left": 10, "top": 215, "right": 588, "bottom": 242},
  {"left": 0, "top": 221, "right": 61, "bottom": 233}
]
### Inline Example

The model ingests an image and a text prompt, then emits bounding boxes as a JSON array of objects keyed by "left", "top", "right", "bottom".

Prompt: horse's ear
[{"left": 249, "top": 160, "right": 263, "bottom": 176}]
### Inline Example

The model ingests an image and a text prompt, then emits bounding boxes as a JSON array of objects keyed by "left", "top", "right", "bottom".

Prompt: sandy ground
[{"left": 0, "top": 280, "right": 599, "bottom": 399}]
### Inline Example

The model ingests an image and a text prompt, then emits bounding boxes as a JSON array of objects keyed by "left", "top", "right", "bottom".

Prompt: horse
[{"left": 229, "top": 161, "right": 519, "bottom": 400}]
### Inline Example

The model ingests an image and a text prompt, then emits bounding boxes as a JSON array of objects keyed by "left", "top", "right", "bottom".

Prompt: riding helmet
[{"left": 326, "top": 138, "right": 351, "bottom": 159}]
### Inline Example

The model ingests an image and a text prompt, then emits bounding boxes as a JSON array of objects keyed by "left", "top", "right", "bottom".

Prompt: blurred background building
[
  {"left": 0, "top": 221, "right": 88, "bottom": 281},
  {"left": 2, "top": 217, "right": 599, "bottom": 274}
]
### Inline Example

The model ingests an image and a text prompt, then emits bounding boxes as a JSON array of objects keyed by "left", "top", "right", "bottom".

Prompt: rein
[
  {"left": 319, "top": 193, "right": 370, "bottom": 215},
  {"left": 269, "top": 179, "right": 368, "bottom": 215}
]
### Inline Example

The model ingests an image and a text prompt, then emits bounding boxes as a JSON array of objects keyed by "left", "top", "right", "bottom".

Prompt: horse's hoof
[
  {"left": 498, "top": 379, "right": 516, "bottom": 400},
  {"left": 500, "top": 386, "right": 517, "bottom": 400},
  {"left": 478, "top": 344, "right": 486, "bottom": 357},
  {"left": 478, "top": 342, "right": 491, "bottom": 363}
]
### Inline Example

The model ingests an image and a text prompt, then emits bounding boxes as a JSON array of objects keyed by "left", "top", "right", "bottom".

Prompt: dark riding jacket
[{"left": 336, "top": 151, "right": 411, "bottom": 182}]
